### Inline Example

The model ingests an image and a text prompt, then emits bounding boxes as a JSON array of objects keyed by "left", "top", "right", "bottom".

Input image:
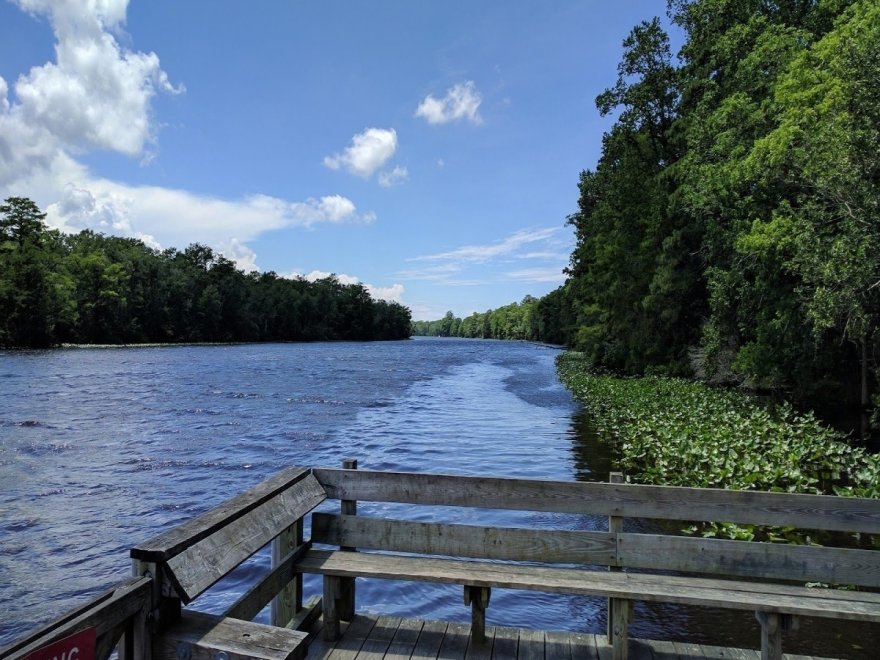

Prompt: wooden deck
[{"left": 305, "top": 614, "right": 828, "bottom": 660}]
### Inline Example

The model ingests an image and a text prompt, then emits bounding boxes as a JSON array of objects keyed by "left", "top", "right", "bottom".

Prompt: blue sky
[{"left": 0, "top": 1, "right": 677, "bottom": 320}]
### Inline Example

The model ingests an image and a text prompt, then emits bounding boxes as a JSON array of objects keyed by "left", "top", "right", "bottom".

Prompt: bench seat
[{"left": 298, "top": 549, "right": 880, "bottom": 622}]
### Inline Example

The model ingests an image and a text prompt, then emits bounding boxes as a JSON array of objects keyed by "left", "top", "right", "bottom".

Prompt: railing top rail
[
  {"left": 313, "top": 467, "right": 880, "bottom": 534},
  {"left": 0, "top": 577, "right": 151, "bottom": 660},
  {"left": 131, "top": 466, "right": 312, "bottom": 562}
]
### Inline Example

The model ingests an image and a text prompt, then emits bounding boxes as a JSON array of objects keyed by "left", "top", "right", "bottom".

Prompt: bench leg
[
  {"left": 756, "top": 612, "right": 782, "bottom": 660},
  {"left": 464, "top": 586, "right": 491, "bottom": 645},
  {"left": 323, "top": 576, "right": 341, "bottom": 641},
  {"left": 609, "top": 598, "right": 632, "bottom": 660},
  {"left": 338, "top": 577, "right": 356, "bottom": 622}
]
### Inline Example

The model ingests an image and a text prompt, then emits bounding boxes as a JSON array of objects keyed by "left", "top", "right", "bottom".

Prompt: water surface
[{"left": 0, "top": 339, "right": 873, "bottom": 657}]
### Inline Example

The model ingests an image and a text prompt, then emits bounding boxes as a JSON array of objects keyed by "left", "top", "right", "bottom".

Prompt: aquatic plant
[{"left": 557, "top": 353, "right": 880, "bottom": 501}]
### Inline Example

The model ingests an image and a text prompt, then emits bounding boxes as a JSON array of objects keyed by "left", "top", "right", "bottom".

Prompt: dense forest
[
  {"left": 411, "top": 295, "right": 568, "bottom": 343},
  {"left": 0, "top": 197, "right": 411, "bottom": 347},
  {"left": 424, "top": 0, "right": 880, "bottom": 411}
]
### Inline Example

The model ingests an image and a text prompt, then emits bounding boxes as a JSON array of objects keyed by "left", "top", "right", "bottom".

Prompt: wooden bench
[
  {"left": 128, "top": 466, "right": 328, "bottom": 660},
  {"left": 304, "top": 465, "right": 880, "bottom": 660},
  {"left": 6, "top": 463, "right": 880, "bottom": 660}
]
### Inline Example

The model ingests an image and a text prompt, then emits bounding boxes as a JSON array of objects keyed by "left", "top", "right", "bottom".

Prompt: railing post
[
  {"left": 271, "top": 517, "right": 303, "bottom": 627},
  {"left": 129, "top": 557, "right": 180, "bottom": 660},
  {"left": 607, "top": 471, "right": 630, "bottom": 658},
  {"left": 339, "top": 458, "right": 358, "bottom": 621}
]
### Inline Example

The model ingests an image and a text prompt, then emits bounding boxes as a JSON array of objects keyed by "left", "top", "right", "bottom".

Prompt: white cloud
[
  {"left": 409, "top": 228, "right": 559, "bottom": 264},
  {"left": 217, "top": 238, "right": 259, "bottom": 273},
  {"left": 504, "top": 267, "right": 567, "bottom": 284},
  {"left": 42, "top": 181, "right": 372, "bottom": 247},
  {"left": 415, "top": 81, "right": 483, "bottom": 125},
  {"left": 0, "top": 0, "right": 373, "bottom": 276},
  {"left": 378, "top": 165, "right": 408, "bottom": 188},
  {"left": 323, "top": 127, "right": 398, "bottom": 178},
  {"left": 286, "top": 270, "right": 405, "bottom": 303},
  {"left": 5, "top": 0, "right": 182, "bottom": 168},
  {"left": 366, "top": 283, "right": 404, "bottom": 303}
]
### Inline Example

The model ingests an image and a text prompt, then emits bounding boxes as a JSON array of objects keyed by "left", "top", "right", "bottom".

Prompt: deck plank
[
  {"left": 649, "top": 639, "right": 682, "bottom": 660},
  {"left": 544, "top": 630, "right": 571, "bottom": 660},
  {"left": 304, "top": 614, "right": 846, "bottom": 660},
  {"left": 570, "top": 632, "right": 603, "bottom": 660},
  {"left": 491, "top": 626, "right": 519, "bottom": 659},
  {"left": 323, "top": 615, "right": 376, "bottom": 660},
  {"left": 410, "top": 619, "right": 448, "bottom": 659},
  {"left": 517, "top": 629, "right": 544, "bottom": 660},
  {"left": 465, "top": 625, "right": 494, "bottom": 660},
  {"left": 438, "top": 622, "right": 471, "bottom": 659},
  {"left": 352, "top": 614, "right": 399, "bottom": 660},
  {"left": 383, "top": 617, "right": 424, "bottom": 660}
]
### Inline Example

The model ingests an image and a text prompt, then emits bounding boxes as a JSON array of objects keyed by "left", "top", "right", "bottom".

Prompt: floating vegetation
[{"left": 557, "top": 353, "right": 880, "bottom": 501}]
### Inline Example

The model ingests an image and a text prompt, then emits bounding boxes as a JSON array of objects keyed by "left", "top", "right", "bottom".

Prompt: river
[{"left": 0, "top": 338, "right": 874, "bottom": 657}]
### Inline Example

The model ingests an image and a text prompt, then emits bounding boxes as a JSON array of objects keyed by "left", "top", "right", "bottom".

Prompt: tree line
[
  {"left": 0, "top": 197, "right": 411, "bottom": 347},
  {"left": 411, "top": 294, "right": 573, "bottom": 344},
  {"left": 422, "top": 0, "right": 880, "bottom": 411}
]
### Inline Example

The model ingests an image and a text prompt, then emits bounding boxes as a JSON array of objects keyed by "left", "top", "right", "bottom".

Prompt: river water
[{"left": 0, "top": 339, "right": 874, "bottom": 657}]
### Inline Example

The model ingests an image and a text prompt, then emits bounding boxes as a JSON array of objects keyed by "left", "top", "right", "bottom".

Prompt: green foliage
[
  {"left": 410, "top": 294, "right": 569, "bottom": 343},
  {"left": 541, "top": 0, "right": 879, "bottom": 414},
  {"left": 0, "top": 198, "right": 412, "bottom": 347},
  {"left": 557, "top": 353, "right": 880, "bottom": 500}
]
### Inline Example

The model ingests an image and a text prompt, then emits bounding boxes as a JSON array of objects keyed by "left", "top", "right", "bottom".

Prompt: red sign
[{"left": 25, "top": 628, "right": 96, "bottom": 660}]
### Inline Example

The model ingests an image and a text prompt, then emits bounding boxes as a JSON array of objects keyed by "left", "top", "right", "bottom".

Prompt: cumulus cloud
[
  {"left": 323, "top": 127, "right": 398, "bottom": 178},
  {"left": 217, "top": 238, "right": 259, "bottom": 273},
  {"left": 0, "top": 0, "right": 375, "bottom": 276},
  {"left": 378, "top": 165, "right": 408, "bottom": 188},
  {"left": 286, "top": 270, "right": 405, "bottom": 303},
  {"left": 415, "top": 81, "right": 482, "bottom": 125},
  {"left": 1, "top": 0, "right": 182, "bottom": 181}
]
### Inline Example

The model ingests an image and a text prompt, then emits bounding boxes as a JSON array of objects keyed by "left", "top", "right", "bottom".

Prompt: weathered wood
[
  {"left": 288, "top": 595, "right": 321, "bottom": 631},
  {"left": 411, "top": 619, "right": 447, "bottom": 659},
  {"left": 756, "top": 612, "right": 782, "bottom": 660},
  {"left": 607, "top": 472, "right": 624, "bottom": 642},
  {"left": 438, "top": 622, "right": 471, "bottom": 659},
  {"left": 544, "top": 629, "right": 572, "bottom": 660},
  {"left": 322, "top": 575, "right": 342, "bottom": 641},
  {"left": 226, "top": 541, "right": 312, "bottom": 622},
  {"left": 296, "top": 549, "right": 880, "bottom": 621},
  {"left": 0, "top": 577, "right": 152, "bottom": 660},
  {"left": 270, "top": 520, "right": 303, "bottom": 626},
  {"left": 313, "top": 468, "right": 880, "bottom": 533},
  {"left": 464, "top": 586, "right": 491, "bottom": 645},
  {"left": 351, "top": 614, "right": 398, "bottom": 660},
  {"left": 464, "top": 625, "right": 494, "bottom": 660},
  {"left": 383, "top": 617, "right": 423, "bottom": 660},
  {"left": 338, "top": 459, "right": 357, "bottom": 623},
  {"left": 617, "top": 533, "right": 880, "bottom": 587},
  {"left": 491, "top": 626, "right": 519, "bottom": 659},
  {"left": 162, "top": 474, "right": 326, "bottom": 603},
  {"left": 610, "top": 597, "right": 630, "bottom": 660},
  {"left": 570, "top": 631, "right": 604, "bottom": 660},
  {"left": 153, "top": 611, "right": 307, "bottom": 660},
  {"left": 132, "top": 467, "right": 312, "bottom": 562},
  {"left": 517, "top": 628, "right": 544, "bottom": 660},
  {"left": 311, "top": 513, "right": 617, "bottom": 565}
]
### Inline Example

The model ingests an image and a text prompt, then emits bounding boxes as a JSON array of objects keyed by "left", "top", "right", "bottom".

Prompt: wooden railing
[
  {"left": 3, "top": 462, "right": 880, "bottom": 660},
  {"left": 310, "top": 465, "right": 880, "bottom": 660}
]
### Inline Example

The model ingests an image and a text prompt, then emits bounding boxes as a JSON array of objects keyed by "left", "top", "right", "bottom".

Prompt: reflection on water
[{"left": 0, "top": 339, "right": 875, "bottom": 657}]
